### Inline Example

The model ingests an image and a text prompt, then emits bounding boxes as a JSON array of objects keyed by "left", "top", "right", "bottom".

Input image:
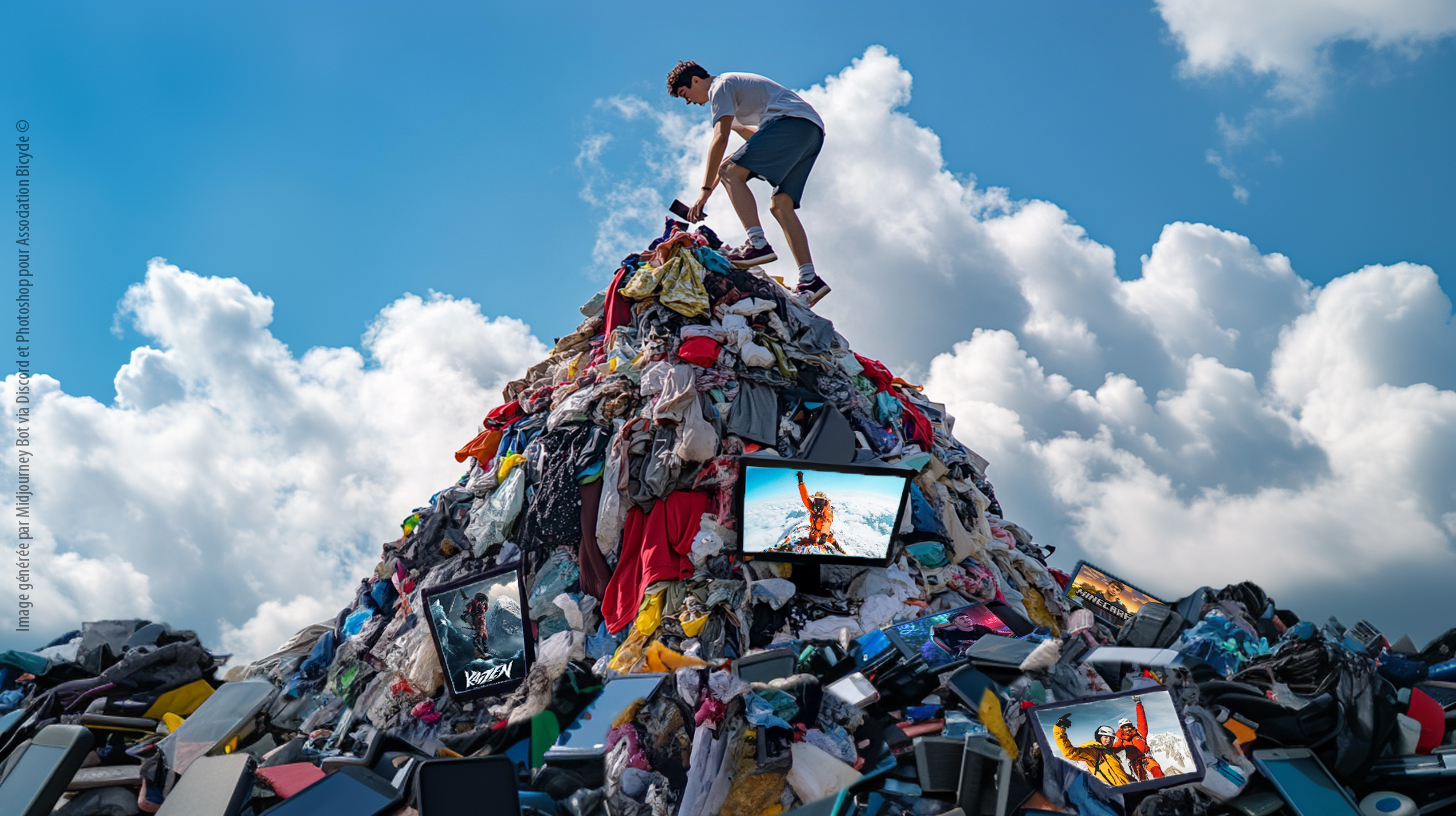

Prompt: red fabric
[
  {"left": 854, "top": 353, "right": 895, "bottom": 391},
  {"left": 677, "top": 336, "right": 721, "bottom": 367},
  {"left": 896, "top": 394, "right": 934, "bottom": 447},
  {"left": 256, "top": 763, "right": 326, "bottom": 798},
  {"left": 602, "top": 490, "right": 711, "bottom": 633},
  {"left": 578, "top": 481, "right": 613, "bottom": 602},
  {"left": 604, "top": 265, "right": 635, "bottom": 336},
  {"left": 1409, "top": 687, "right": 1445, "bottom": 753},
  {"left": 484, "top": 400, "right": 525, "bottom": 429}
]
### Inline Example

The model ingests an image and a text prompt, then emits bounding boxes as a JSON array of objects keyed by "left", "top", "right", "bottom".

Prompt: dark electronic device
[
  {"left": 68, "top": 764, "right": 143, "bottom": 790},
  {"left": 1251, "top": 748, "right": 1363, "bottom": 816},
  {"left": 965, "top": 635, "right": 1039, "bottom": 668},
  {"left": 884, "top": 602, "right": 1033, "bottom": 672},
  {"left": 421, "top": 562, "right": 534, "bottom": 703},
  {"left": 912, "top": 736, "right": 964, "bottom": 793},
  {"left": 1028, "top": 686, "right": 1206, "bottom": 796},
  {"left": 734, "top": 456, "right": 914, "bottom": 569},
  {"left": 668, "top": 198, "right": 702, "bottom": 223},
  {"left": 414, "top": 755, "right": 519, "bottom": 816},
  {"left": 1063, "top": 560, "right": 1162, "bottom": 630},
  {"left": 544, "top": 674, "right": 665, "bottom": 787},
  {"left": 735, "top": 649, "right": 798, "bottom": 683},
  {"left": 157, "top": 678, "right": 275, "bottom": 776},
  {"left": 155, "top": 753, "right": 255, "bottom": 816},
  {"left": 945, "top": 665, "right": 1002, "bottom": 713},
  {"left": 0, "top": 724, "right": 93, "bottom": 816},
  {"left": 960, "top": 736, "right": 1033, "bottom": 816},
  {"left": 264, "top": 765, "right": 402, "bottom": 816}
]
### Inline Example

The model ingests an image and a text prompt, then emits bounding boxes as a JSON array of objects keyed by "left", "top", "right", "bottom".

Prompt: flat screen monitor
[
  {"left": 735, "top": 456, "right": 913, "bottom": 567},
  {"left": 1064, "top": 561, "right": 1161, "bottom": 630},
  {"left": 1028, "top": 686, "right": 1205, "bottom": 796}
]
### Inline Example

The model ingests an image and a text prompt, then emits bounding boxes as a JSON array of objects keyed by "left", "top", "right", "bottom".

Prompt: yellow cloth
[
  {"left": 144, "top": 679, "right": 215, "bottom": 720},
  {"left": 643, "top": 641, "right": 709, "bottom": 672},
  {"left": 620, "top": 249, "right": 710, "bottom": 317},
  {"left": 497, "top": 453, "right": 527, "bottom": 481},
  {"left": 1020, "top": 587, "right": 1061, "bottom": 637},
  {"left": 680, "top": 614, "right": 709, "bottom": 637}
]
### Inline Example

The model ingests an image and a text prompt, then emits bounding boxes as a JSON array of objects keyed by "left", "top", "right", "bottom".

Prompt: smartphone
[
  {"left": 1250, "top": 748, "right": 1362, "bottom": 816},
  {"left": 668, "top": 199, "right": 702, "bottom": 223},
  {"left": 414, "top": 756, "right": 519, "bottom": 815},
  {"left": 155, "top": 753, "right": 255, "bottom": 816},
  {"left": 264, "top": 765, "right": 402, "bottom": 816},
  {"left": 0, "top": 724, "right": 94, "bottom": 816}
]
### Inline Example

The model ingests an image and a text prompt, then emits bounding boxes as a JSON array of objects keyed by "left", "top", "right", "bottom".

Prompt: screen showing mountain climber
[
  {"left": 1028, "top": 686, "right": 1204, "bottom": 795},
  {"left": 422, "top": 563, "right": 532, "bottom": 702},
  {"left": 1064, "top": 561, "right": 1161, "bottom": 630},
  {"left": 884, "top": 602, "right": 1016, "bottom": 669},
  {"left": 737, "top": 458, "right": 913, "bottom": 566}
]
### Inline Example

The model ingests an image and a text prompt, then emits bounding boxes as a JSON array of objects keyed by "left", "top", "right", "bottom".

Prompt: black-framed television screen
[{"left": 734, "top": 456, "right": 913, "bottom": 567}]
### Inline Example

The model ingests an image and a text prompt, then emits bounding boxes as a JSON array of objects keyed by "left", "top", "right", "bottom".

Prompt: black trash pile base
[{"left": 1, "top": 219, "right": 1453, "bottom": 815}]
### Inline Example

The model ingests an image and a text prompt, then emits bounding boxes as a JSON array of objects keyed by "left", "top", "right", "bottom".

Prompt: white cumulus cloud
[
  {"left": 0, "top": 260, "right": 548, "bottom": 661},
  {"left": 1157, "top": 0, "right": 1456, "bottom": 200},
  {"left": 582, "top": 46, "right": 1456, "bottom": 642}
]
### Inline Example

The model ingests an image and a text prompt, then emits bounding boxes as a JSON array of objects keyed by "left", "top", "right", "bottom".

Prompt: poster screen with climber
[
  {"left": 422, "top": 562, "right": 533, "bottom": 702},
  {"left": 1065, "top": 561, "right": 1161, "bottom": 630},
  {"left": 1028, "top": 686, "right": 1205, "bottom": 795},
  {"left": 884, "top": 602, "right": 1017, "bottom": 669},
  {"left": 737, "top": 458, "right": 913, "bottom": 566}
]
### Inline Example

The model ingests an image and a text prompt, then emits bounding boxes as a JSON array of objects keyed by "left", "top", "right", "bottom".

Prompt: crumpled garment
[
  {"left": 466, "top": 466, "right": 525, "bottom": 557},
  {"left": 744, "top": 687, "right": 799, "bottom": 730},
  {"left": 749, "top": 578, "right": 797, "bottom": 610},
  {"left": 597, "top": 417, "right": 638, "bottom": 556},
  {"left": 653, "top": 365, "right": 718, "bottom": 463},
  {"left": 804, "top": 724, "right": 857, "bottom": 764},
  {"left": 620, "top": 248, "right": 710, "bottom": 317},
  {"left": 689, "top": 513, "right": 728, "bottom": 567},
  {"left": 786, "top": 741, "right": 862, "bottom": 804},
  {"left": 1174, "top": 610, "right": 1273, "bottom": 677}
]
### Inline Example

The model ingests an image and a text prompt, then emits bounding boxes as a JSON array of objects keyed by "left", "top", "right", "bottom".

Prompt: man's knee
[
  {"left": 719, "top": 160, "right": 749, "bottom": 183},
  {"left": 769, "top": 193, "right": 796, "bottom": 217}
]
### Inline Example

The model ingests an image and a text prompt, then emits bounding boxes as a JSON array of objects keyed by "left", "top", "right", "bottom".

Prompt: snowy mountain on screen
[{"left": 741, "top": 490, "right": 902, "bottom": 559}]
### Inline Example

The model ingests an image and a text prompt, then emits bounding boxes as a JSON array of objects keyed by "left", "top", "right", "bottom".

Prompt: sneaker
[
  {"left": 795, "top": 274, "right": 831, "bottom": 305},
  {"left": 726, "top": 241, "right": 778, "bottom": 268}
]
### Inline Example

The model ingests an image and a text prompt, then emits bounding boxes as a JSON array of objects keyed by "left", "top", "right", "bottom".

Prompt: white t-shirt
[{"left": 708, "top": 73, "right": 824, "bottom": 131}]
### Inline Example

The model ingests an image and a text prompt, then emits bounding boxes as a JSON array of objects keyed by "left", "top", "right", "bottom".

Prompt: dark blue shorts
[{"left": 728, "top": 116, "right": 824, "bottom": 208}]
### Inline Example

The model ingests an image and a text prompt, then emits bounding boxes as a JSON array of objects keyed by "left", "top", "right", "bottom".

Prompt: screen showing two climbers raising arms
[{"left": 736, "top": 458, "right": 913, "bottom": 567}]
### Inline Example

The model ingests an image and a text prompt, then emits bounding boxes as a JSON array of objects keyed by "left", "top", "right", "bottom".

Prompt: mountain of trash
[{"left": 2, "top": 218, "right": 1453, "bottom": 816}]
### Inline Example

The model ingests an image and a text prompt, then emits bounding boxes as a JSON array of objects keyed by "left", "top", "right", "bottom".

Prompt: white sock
[
  {"left": 798, "top": 263, "right": 816, "bottom": 284},
  {"left": 745, "top": 226, "right": 767, "bottom": 248}
]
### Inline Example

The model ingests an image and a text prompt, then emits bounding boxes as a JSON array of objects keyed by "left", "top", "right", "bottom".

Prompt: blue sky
[
  {"left": 3, "top": 1, "right": 1451, "bottom": 400},
  {"left": 2, "top": 1, "right": 1454, "bottom": 655},
  {"left": 742, "top": 466, "right": 907, "bottom": 507}
]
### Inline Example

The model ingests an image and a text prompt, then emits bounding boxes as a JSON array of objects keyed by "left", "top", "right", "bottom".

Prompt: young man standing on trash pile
[{"left": 668, "top": 60, "right": 832, "bottom": 305}]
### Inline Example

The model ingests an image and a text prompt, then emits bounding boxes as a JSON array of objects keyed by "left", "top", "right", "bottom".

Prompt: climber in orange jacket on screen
[
  {"left": 797, "top": 471, "right": 836, "bottom": 548},
  {"left": 1111, "top": 695, "right": 1165, "bottom": 780}
]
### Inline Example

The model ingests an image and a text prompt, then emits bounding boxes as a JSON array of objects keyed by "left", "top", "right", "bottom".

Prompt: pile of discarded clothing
[{"left": 2, "top": 219, "right": 1453, "bottom": 815}]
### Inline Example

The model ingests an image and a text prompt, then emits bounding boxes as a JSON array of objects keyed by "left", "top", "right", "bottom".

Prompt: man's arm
[
  {"left": 689, "top": 116, "right": 734, "bottom": 221},
  {"left": 731, "top": 123, "right": 757, "bottom": 140},
  {"left": 1053, "top": 723, "right": 1092, "bottom": 763}
]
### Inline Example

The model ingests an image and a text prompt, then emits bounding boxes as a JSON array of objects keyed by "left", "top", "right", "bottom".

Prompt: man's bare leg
[
  {"left": 718, "top": 160, "right": 762, "bottom": 232},
  {"left": 769, "top": 192, "right": 812, "bottom": 266}
]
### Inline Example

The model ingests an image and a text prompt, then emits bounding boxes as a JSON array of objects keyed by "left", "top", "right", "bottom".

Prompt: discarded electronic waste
[{"left": 1, "top": 218, "right": 1453, "bottom": 815}]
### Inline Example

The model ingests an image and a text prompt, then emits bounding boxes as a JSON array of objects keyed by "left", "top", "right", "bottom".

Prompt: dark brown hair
[{"left": 667, "top": 61, "right": 710, "bottom": 95}]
